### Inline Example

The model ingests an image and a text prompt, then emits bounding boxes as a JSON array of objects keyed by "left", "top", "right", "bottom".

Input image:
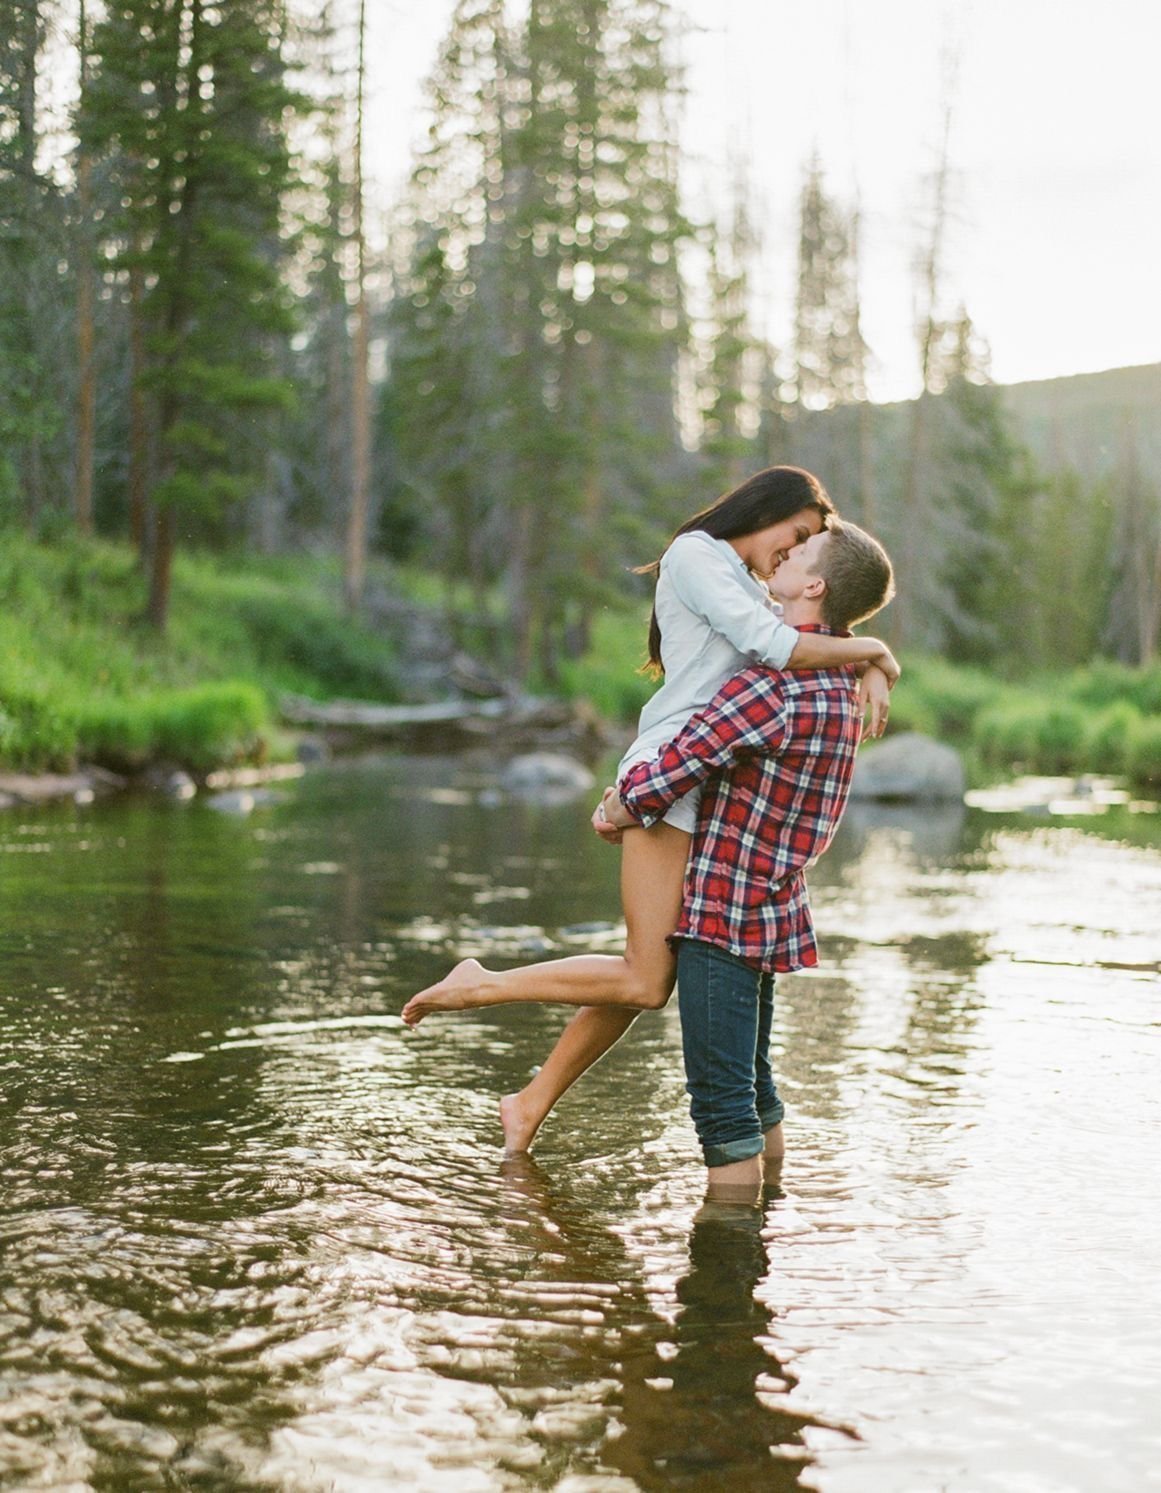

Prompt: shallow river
[{"left": 2, "top": 755, "right": 1160, "bottom": 1492}]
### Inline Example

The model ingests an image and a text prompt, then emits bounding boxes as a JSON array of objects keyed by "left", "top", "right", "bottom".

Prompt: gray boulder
[
  {"left": 500, "top": 752, "right": 596, "bottom": 803},
  {"left": 849, "top": 731, "right": 965, "bottom": 802}
]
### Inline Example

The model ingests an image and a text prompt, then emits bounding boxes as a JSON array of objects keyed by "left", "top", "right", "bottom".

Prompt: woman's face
[{"left": 732, "top": 507, "right": 825, "bottom": 580}]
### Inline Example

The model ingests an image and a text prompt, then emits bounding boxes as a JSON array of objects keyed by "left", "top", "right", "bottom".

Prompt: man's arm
[{"left": 609, "top": 669, "right": 791, "bottom": 829}]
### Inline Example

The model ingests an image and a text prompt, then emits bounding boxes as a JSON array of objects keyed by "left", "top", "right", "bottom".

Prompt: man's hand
[
  {"left": 601, "top": 786, "right": 635, "bottom": 829},
  {"left": 591, "top": 787, "right": 623, "bottom": 844},
  {"left": 858, "top": 664, "right": 892, "bottom": 739}
]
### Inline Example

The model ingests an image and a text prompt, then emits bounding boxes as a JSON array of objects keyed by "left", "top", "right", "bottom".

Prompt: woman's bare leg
[
  {"left": 400, "top": 821, "right": 691, "bottom": 1026},
  {"left": 499, "top": 1006, "right": 640, "bottom": 1152},
  {"left": 494, "top": 823, "right": 690, "bottom": 1151}
]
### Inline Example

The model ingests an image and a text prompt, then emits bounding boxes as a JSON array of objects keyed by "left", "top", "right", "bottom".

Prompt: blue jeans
[{"left": 676, "top": 939, "right": 785, "bottom": 1168}]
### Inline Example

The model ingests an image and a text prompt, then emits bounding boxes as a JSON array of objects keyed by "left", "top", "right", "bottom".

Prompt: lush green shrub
[
  {"left": 1032, "top": 702, "right": 1088, "bottom": 772},
  {"left": 233, "top": 595, "right": 399, "bottom": 700},
  {"left": 0, "top": 533, "right": 401, "bottom": 773},
  {"left": 75, "top": 682, "right": 268, "bottom": 774},
  {"left": 1064, "top": 661, "right": 1161, "bottom": 715},
  {"left": 893, "top": 656, "right": 1001, "bottom": 739},
  {"left": 974, "top": 701, "right": 1043, "bottom": 767},
  {"left": 1083, "top": 701, "right": 1141, "bottom": 775},
  {"left": 0, "top": 655, "right": 80, "bottom": 770},
  {"left": 1126, "top": 715, "right": 1161, "bottom": 789},
  {"left": 558, "top": 606, "right": 655, "bottom": 723}
]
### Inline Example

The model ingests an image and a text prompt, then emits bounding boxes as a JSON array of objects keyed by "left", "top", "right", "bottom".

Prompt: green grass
[
  {"left": 557, "top": 605, "right": 657, "bottom": 724},
  {"left": 0, "top": 533, "right": 400, "bottom": 774},
  {"left": 6, "top": 534, "right": 1159, "bottom": 792}
]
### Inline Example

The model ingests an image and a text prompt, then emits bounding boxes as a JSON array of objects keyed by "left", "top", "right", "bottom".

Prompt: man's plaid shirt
[{"left": 618, "top": 633, "right": 861, "bottom": 973}]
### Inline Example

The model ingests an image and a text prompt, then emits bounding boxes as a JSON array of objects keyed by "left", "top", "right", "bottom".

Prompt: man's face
[{"left": 768, "top": 529, "right": 829, "bottom": 604}]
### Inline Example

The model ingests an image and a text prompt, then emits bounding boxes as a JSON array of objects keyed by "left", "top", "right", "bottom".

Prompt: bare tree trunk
[
  {"left": 896, "top": 51, "right": 957, "bottom": 647},
  {"left": 508, "top": 502, "right": 534, "bottom": 682},
  {"left": 128, "top": 259, "right": 150, "bottom": 559},
  {"left": 344, "top": 0, "right": 371, "bottom": 613},
  {"left": 1122, "top": 417, "right": 1161, "bottom": 664},
  {"left": 148, "top": 502, "right": 175, "bottom": 629},
  {"left": 856, "top": 398, "right": 874, "bottom": 528},
  {"left": 74, "top": 2, "right": 95, "bottom": 533}
]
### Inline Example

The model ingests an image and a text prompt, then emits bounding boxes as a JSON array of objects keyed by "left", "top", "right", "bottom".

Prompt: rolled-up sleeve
[{"left": 663, "top": 535, "right": 800, "bottom": 668}]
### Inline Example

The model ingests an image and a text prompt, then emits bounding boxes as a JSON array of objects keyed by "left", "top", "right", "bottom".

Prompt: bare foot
[
  {"left": 499, "top": 1091, "right": 545, "bottom": 1154},
  {"left": 401, "top": 958, "right": 490, "bottom": 1027}
]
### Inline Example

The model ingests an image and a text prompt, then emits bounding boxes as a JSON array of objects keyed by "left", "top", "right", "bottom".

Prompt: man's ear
[{"left": 802, "top": 573, "right": 826, "bottom": 602}]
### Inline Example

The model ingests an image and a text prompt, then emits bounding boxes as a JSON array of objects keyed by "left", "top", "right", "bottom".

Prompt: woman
[{"left": 401, "top": 467, "right": 897, "bottom": 1151}]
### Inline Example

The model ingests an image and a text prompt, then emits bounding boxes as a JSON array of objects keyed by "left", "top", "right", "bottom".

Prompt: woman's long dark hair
[{"left": 638, "top": 466, "right": 835, "bottom": 675}]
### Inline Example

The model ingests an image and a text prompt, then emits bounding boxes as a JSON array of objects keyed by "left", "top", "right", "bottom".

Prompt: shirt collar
[{"left": 793, "top": 621, "right": 850, "bottom": 637}]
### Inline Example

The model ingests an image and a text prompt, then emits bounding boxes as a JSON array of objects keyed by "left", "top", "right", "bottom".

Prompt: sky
[{"left": 365, "top": 0, "right": 1161, "bottom": 402}]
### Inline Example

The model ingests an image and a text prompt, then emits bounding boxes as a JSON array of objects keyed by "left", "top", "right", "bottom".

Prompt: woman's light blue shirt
[{"left": 617, "top": 531, "right": 801, "bottom": 831}]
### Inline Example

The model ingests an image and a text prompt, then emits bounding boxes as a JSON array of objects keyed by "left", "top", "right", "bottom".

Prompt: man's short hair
[{"left": 814, "top": 520, "right": 895, "bottom": 630}]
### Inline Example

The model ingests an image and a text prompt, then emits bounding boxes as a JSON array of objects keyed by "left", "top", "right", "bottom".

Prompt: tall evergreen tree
[
  {"left": 928, "top": 312, "right": 1026, "bottom": 662},
  {"left": 698, "top": 183, "right": 761, "bottom": 497},
  {"left": 0, "top": 0, "right": 68, "bottom": 523},
  {"left": 387, "top": 0, "right": 691, "bottom": 682},
  {"left": 80, "top": 0, "right": 299, "bottom": 628},
  {"left": 790, "top": 156, "right": 868, "bottom": 412},
  {"left": 1104, "top": 419, "right": 1161, "bottom": 664}
]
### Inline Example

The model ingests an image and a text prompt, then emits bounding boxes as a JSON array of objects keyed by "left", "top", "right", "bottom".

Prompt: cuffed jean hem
[
  {"left": 758, "top": 1101, "right": 785, "bottom": 1132},
  {"left": 701, "top": 1132, "right": 766, "bottom": 1169}
]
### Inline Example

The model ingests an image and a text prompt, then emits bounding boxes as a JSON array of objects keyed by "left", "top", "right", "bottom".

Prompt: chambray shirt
[{"left": 620, "top": 532, "right": 801, "bottom": 777}]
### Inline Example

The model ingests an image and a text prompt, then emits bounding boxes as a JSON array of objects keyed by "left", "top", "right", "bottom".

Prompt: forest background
[{"left": 2, "top": 0, "right": 1160, "bottom": 783}]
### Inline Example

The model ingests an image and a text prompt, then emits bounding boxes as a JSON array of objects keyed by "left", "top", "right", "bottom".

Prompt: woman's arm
[
  {"left": 664, "top": 535, "right": 800, "bottom": 669},
  {"left": 787, "top": 632, "right": 900, "bottom": 684}
]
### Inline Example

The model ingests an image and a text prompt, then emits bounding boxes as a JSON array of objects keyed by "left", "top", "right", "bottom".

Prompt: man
[{"left": 599, "top": 519, "right": 895, "bottom": 1196}]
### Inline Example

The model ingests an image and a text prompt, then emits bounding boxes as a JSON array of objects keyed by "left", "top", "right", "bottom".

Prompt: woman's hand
[
  {"left": 591, "top": 787, "right": 624, "bottom": 844},
  {"left": 870, "top": 642, "right": 901, "bottom": 687},
  {"left": 858, "top": 664, "right": 892, "bottom": 739}
]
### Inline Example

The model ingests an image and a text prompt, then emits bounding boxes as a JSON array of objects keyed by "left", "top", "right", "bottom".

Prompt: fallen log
[
  {"left": 279, "top": 694, "right": 511, "bottom": 728},
  {"left": 278, "top": 692, "right": 611, "bottom": 760}
]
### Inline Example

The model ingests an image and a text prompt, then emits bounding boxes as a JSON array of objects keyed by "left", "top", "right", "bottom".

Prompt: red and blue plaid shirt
[{"left": 618, "top": 631, "right": 861, "bottom": 973}]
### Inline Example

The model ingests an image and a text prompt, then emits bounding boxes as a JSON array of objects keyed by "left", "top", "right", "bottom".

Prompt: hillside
[{"left": 999, "top": 362, "right": 1161, "bottom": 483}]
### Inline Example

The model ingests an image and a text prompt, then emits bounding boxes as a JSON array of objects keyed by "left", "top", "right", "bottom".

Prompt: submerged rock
[
  {"left": 849, "top": 732, "right": 965, "bottom": 803},
  {"left": 144, "top": 767, "right": 197, "bottom": 801},
  {"left": 206, "top": 788, "right": 284, "bottom": 815}
]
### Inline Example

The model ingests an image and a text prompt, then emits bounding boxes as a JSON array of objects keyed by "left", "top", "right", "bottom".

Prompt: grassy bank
[
  {"left": 560, "top": 606, "right": 1161, "bottom": 791},
  {"left": 0, "top": 535, "right": 400, "bottom": 774},
  {"left": 6, "top": 538, "right": 1160, "bottom": 790}
]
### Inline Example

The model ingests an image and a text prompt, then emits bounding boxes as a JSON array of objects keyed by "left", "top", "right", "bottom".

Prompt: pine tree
[
  {"left": 80, "top": 0, "right": 299, "bottom": 628},
  {"left": 1104, "top": 419, "right": 1161, "bottom": 664},
  {"left": 698, "top": 182, "right": 761, "bottom": 497},
  {"left": 387, "top": 0, "right": 691, "bottom": 681},
  {"left": 928, "top": 313, "right": 1023, "bottom": 662},
  {"left": 790, "top": 156, "right": 868, "bottom": 412},
  {"left": 0, "top": 0, "right": 68, "bottom": 522}
]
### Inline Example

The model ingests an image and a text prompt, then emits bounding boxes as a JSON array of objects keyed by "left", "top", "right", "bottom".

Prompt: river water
[{"left": 1, "top": 754, "right": 1160, "bottom": 1492}]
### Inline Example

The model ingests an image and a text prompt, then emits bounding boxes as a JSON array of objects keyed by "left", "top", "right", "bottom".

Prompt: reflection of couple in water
[
  {"left": 404, "top": 466, "right": 896, "bottom": 1200},
  {"left": 499, "top": 1152, "right": 842, "bottom": 1490}
]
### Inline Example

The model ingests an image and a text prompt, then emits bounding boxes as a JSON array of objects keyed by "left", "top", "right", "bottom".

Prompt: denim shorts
[{"left": 676, "top": 939, "right": 785, "bottom": 1168}]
